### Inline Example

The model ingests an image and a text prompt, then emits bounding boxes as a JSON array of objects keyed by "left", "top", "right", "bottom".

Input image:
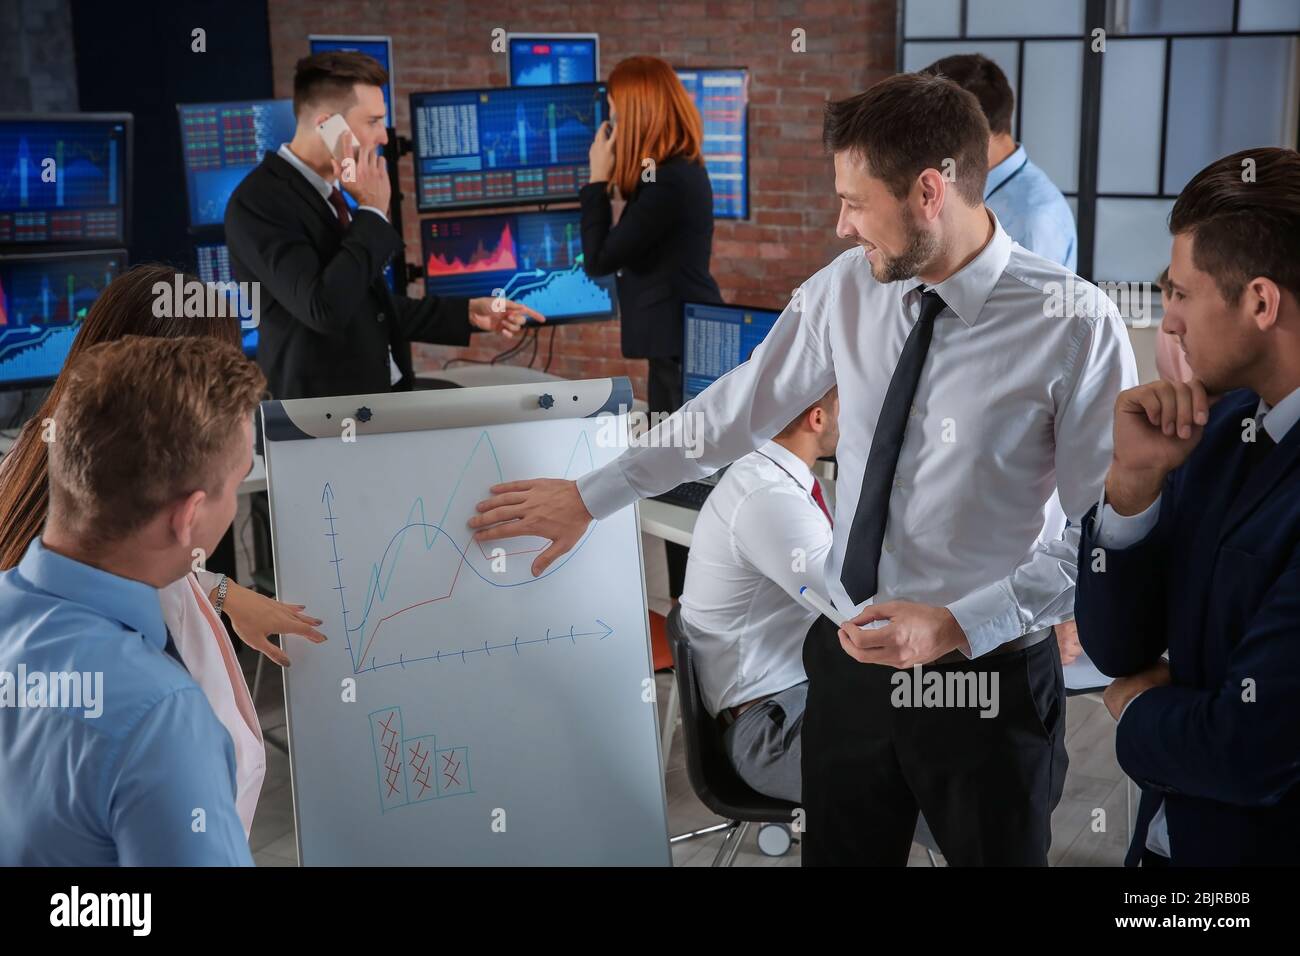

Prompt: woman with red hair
[
  {"left": 581, "top": 54, "right": 723, "bottom": 416},
  {"left": 581, "top": 56, "right": 724, "bottom": 598}
]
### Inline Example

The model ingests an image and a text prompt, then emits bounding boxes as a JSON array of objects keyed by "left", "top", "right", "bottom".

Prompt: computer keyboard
[{"left": 650, "top": 480, "right": 717, "bottom": 510}]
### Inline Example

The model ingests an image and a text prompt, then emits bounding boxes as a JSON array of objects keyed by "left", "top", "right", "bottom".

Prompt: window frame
[{"left": 897, "top": 0, "right": 1300, "bottom": 281}]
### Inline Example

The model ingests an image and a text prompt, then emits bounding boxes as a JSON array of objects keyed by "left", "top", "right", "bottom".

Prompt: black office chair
[
  {"left": 666, "top": 605, "right": 949, "bottom": 866},
  {"left": 665, "top": 606, "right": 801, "bottom": 865}
]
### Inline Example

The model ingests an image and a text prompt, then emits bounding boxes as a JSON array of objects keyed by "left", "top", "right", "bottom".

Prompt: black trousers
[
  {"left": 800, "top": 616, "right": 1067, "bottom": 866},
  {"left": 647, "top": 356, "right": 688, "bottom": 597},
  {"left": 646, "top": 355, "right": 684, "bottom": 414}
]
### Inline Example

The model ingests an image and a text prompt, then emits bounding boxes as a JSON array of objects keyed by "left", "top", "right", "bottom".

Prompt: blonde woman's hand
[{"left": 215, "top": 581, "right": 326, "bottom": 667}]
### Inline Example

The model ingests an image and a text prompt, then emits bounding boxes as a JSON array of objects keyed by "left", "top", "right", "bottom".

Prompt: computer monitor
[
  {"left": 0, "top": 249, "right": 126, "bottom": 389},
  {"left": 682, "top": 300, "right": 781, "bottom": 401},
  {"left": 410, "top": 83, "right": 607, "bottom": 212},
  {"left": 674, "top": 68, "right": 750, "bottom": 220},
  {"left": 308, "top": 35, "right": 396, "bottom": 126},
  {"left": 177, "top": 98, "right": 297, "bottom": 229},
  {"left": 507, "top": 34, "right": 599, "bottom": 86},
  {"left": 193, "top": 240, "right": 257, "bottom": 357},
  {"left": 0, "top": 114, "right": 130, "bottom": 248},
  {"left": 420, "top": 209, "right": 617, "bottom": 324}
]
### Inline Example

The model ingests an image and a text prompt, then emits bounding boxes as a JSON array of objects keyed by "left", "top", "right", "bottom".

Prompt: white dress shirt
[
  {"left": 679, "top": 441, "right": 833, "bottom": 716},
  {"left": 1092, "top": 384, "right": 1300, "bottom": 857},
  {"left": 276, "top": 143, "right": 401, "bottom": 386},
  {"left": 580, "top": 211, "right": 1138, "bottom": 658}
]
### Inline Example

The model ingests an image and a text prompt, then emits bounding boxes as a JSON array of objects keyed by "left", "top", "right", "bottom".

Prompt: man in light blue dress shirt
[
  {"left": 923, "top": 54, "right": 1077, "bottom": 272},
  {"left": 922, "top": 53, "right": 1084, "bottom": 676},
  {"left": 0, "top": 336, "right": 263, "bottom": 865}
]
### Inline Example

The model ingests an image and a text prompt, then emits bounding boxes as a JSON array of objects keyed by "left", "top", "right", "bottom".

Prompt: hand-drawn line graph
[
  {"left": 355, "top": 618, "right": 615, "bottom": 675},
  {"left": 323, "top": 426, "right": 612, "bottom": 675},
  {"left": 369, "top": 705, "right": 472, "bottom": 813}
]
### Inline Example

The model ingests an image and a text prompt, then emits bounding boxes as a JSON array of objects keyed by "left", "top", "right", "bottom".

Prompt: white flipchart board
[{"left": 261, "top": 377, "right": 670, "bottom": 865}]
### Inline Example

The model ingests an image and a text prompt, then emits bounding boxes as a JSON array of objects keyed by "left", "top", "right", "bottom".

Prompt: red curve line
[{"left": 354, "top": 533, "right": 544, "bottom": 671}]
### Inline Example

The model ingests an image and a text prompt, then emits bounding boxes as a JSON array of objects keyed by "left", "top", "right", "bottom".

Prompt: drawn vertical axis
[{"left": 322, "top": 483, "right": 356, "bottom": 672}]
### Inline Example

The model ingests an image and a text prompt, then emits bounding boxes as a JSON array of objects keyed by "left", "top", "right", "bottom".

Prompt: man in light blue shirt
[
  {"left": 923, "top": 54, "right": 1077, "bottom": 272},
  {"left": 0, "top": 335, "right": 264, "bottom": 865}
]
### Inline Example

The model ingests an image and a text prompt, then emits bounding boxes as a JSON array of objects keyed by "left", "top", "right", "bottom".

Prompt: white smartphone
[{"left": 316, "top": 113, "right": 353, "bottom": 162}]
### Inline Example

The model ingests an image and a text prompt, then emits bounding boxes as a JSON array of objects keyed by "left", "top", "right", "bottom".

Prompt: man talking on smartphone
[{"left": 226, "top": 52, "right": 543, "bottom": 401}]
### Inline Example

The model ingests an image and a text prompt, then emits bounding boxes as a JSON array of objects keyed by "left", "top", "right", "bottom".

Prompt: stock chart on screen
[
  {"left": 194, "top": 240, "right": 257, "bottom": 356},
  {"left": 675, "top": 68, "right": 750, "bottom": 220},
  {"left": 0, "top": 116, "right": 128, "bottom": 245},
  {"left": 410, "top": 84, "right": 606, "bottom": 211},
  {"left": 508, "top": 36, "right": 598, "bottom": 86},
  {"left": 683, "top": 301, "right": 780, "bottom": 401},
  {"left": 0, "top": 250, "right": 124, "bottom": 388},
  {"left": 178, "top": 99, "right": 297, "bottom": 228},
  {"left": 421, "top": 210, "right": 616, "bottom": 324}
]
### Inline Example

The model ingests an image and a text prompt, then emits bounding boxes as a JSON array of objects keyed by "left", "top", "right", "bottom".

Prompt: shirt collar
[
  {"left": 985, "top": 144, "right": 1028, "bottom": 199},
  {"left": 17, "top": 538, "right": 168, "bottom": 652},
  {"left": 277, "top": 143, "right": 335, "bottom": 201},
  {"left": 757, "top": 440, "right": 816, "bottom": 493},
  {"left": 898, "top": 208, "right": 1011, "bottom": 328},
  {"left": 1255, "top": 386, "right": 1300, "bottom": 443}
]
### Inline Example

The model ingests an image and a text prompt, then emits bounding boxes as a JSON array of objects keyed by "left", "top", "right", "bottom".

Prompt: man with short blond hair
[{"left": 0, "top": 335, "right": 264, "bottom": 865}]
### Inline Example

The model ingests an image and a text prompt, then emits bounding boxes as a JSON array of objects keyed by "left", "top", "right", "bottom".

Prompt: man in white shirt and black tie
[
  {"left": 470, "top": 72, "right": 1138, "bottom": 865},
  {"left": 677, "top": 388, "right": 838, "bottom": 802}
]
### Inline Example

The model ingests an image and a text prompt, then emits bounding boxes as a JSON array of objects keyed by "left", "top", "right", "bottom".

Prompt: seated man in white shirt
[{"left": 677, "top": 388, "right": 839, "bottom": 802}]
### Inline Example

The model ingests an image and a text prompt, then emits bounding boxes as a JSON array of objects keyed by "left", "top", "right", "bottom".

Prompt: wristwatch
[{"left": 212, "top": 574, "right": 229, "bottom": 615}]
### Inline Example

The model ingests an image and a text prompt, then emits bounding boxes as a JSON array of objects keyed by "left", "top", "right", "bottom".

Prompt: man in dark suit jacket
[
  {"left": 1076, "top": 147, "right": 1300, "bottom": 866},
  {"left": 225, "top": 51, "right": 541, "bottom": 401}
]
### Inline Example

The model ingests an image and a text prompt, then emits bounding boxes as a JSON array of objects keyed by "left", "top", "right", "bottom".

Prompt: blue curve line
[
  {"left": 352, "top": 518, "right": 597, "bottom": 635},
  {"left": 342, "top": 426, "right": 597, "bottom": 644}
]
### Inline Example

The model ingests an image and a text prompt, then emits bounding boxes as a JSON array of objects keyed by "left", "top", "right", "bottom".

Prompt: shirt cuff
[
  {"left": 575, "top": 462, "right": 640, "bottom": 520},
  {"left": 358, "top": 205, "right": 389, "bottom": 223},
  {"left": 192, "top": 568, "right": 223, "bottom": 595},
  {"left": 1094, "top": 492, "right": 1161, "bottom": 550},
  {"left": 946, "top": 580, "right": 1022, "bottom": 659}
]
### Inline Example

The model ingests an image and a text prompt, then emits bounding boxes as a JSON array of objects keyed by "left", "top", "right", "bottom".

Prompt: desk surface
[
  {"left": 429, "top": 365, "right": 565, "bottom": 388},
  {"left": 638, "top": 498, "right": 697, "bottom": 547}
]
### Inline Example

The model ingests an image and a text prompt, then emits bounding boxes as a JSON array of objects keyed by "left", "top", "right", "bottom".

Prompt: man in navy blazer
[{"left": 1076, "top": 147, "right": 1300, "bottom": 866}]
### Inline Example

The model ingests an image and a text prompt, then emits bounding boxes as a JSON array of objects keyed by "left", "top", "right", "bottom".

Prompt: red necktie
[
  {"left": 327, "top": 187, "right": 352, "bottom": 230},
  {"left": 811, "top": 480, "right": 833, "bottom": 527}
]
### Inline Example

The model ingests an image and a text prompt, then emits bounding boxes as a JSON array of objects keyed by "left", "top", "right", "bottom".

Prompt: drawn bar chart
[{"left": 368, "top": 705, "right": 472, "bottom": 813}]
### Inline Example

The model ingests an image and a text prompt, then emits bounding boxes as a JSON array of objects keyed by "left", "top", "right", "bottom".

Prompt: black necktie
[
  {"left": 1243, "top": 415, "right": 1276, "bottom": 477},
  {"left": 840, "top": 288, "right": 947, "bottom": 605},
  {"left": 163, "top": 627, "right": 189, "bottom": 674}
]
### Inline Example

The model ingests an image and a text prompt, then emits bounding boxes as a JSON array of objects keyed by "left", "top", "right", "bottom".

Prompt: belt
[
  {"left": 721, "top": 692, "right": 777, "bottom": 726},
  {"left": 930, "top": 625, "right": 1054, "bottom": 666}
]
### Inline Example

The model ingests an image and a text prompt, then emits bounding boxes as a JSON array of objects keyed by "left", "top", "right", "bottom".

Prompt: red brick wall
[{"left": 266, "top": 0, "right": 897, "bottom": 398}]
